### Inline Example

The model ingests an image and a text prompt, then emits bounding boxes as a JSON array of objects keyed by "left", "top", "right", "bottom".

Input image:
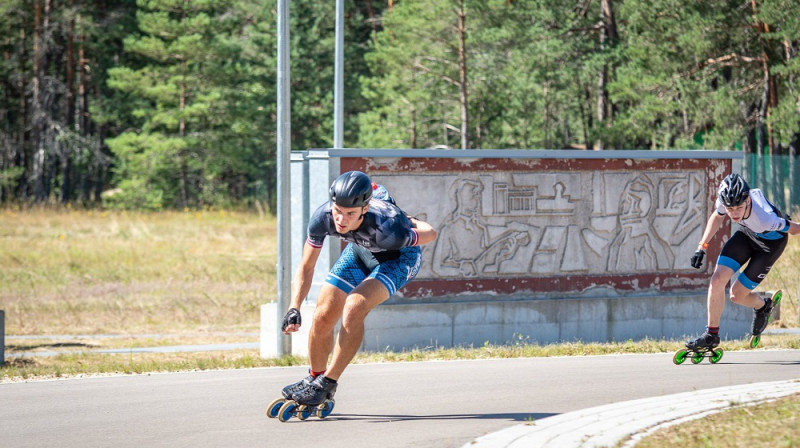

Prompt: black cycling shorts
[{"left": 716, "top": 230, "right": 787, "bottom": 290}]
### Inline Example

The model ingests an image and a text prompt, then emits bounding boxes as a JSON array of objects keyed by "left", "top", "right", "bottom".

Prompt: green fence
[{"left": 742, "top": 153, "right": 800, "bottom": 216}]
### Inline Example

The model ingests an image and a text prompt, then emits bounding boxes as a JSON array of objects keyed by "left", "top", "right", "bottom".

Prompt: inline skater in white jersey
[
  {"left": 278, "top": 171, "right": 437, "bottom": 408},
  {"left": 687, "top": 173, "right": 800, "bottom": 350}
]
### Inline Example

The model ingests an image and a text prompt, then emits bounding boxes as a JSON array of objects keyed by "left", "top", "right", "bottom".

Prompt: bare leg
[
  {"left": 307, "top": 284, "right": 347, "bottom": 373},
  {"left": 729, "top": 280, "right": 766, "bottom": 309},
  {"left": 706, "top": 265, "right": 734, "bottom": 327},
  {"left": 325, "top": 279, "right": 390, "bottom": 380}
]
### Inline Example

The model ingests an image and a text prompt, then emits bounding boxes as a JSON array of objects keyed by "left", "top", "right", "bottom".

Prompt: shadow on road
[{"left": 314, "top": 412, "right": 558, "bottom": 423}]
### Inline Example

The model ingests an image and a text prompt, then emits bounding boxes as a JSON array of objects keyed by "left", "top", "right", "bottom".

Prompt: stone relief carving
[{"left": 380, "top": 171, "right": 707, "bottom": 279}]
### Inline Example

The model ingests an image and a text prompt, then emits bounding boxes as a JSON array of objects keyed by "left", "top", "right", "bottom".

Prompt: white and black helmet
[
  {"left": 719, "top": 173, "right": 750, "bottom": 207},
  {"left": 329, "top": 171, "right": 373, "bottom": 208}
]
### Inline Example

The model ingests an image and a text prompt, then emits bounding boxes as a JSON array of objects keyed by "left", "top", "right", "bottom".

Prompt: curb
[{"left": 463, "top": 378, "right": 800, "bottom": 448}]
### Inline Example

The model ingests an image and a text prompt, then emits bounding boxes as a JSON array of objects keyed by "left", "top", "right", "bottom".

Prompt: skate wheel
[
  {"left": 710, "top": 348, "right": 724, "bottom": 364},
  {"left": 690, "top": 352, "right": 704, "bottom": 364},
  {"left": 749, "top": 334, "right": 761, "bottom": 349},
  {"left": 316, "top": 399, "right": 335, "bottom": 419},
  {"left": 296, "top": 405, "right": 313, "bottom": 420},
  {"left": 773, "top": 290, "right": 782, "bottom": 306},
  {"left": 672, "top": 349, "right": 688, "bottom": 365},
  {"left": 278, "top": 401, "right": 298, "bottom": 422},
  {"left": 266, "top": 398, "right": 285, "bottom": 418}
]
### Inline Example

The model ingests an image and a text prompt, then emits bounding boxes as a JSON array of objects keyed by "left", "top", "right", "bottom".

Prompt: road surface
[{"left": 1, "top": 350, "right": 798, "bottom": 448}]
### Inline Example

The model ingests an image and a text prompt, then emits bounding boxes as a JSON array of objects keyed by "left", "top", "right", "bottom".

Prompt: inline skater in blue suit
[
  {"left": 687, "top": 173, "right": 799, "bottom": 351},
  {"left": 279, "top": 171, "right": 437, "bottom": 409}
]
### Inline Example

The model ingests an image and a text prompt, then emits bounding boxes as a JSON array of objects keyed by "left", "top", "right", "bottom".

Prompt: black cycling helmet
[
  {"left": 329, "top": 171, "right": 373, "bottom": 208},
  {"left": 718, "top": 173, "right": 750, "bottom": 207}
]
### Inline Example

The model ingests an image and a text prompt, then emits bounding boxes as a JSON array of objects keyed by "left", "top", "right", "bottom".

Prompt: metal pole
[
  {"left": 276, "top": 0, "right": 292, "bottom": 356},
  {"left": 333, "top": 0, "right": 344, "bottom": 149}
]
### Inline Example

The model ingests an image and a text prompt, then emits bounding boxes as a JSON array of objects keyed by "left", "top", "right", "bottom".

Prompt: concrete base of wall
[{"left": 260, "top": 293, "right": 753, "bottom": 357}]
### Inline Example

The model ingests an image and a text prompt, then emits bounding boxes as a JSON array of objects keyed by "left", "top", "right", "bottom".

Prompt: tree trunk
[
  {"left": 757, "top": 92, "right": 768, "bottom": 189},
  {"left": 179, "top": 74, "right": 188, "bottom": 208},
  {"left": 790, "top": 133, "right": 800, "bottom": 214},
  {"left": 17, "top": 26, "right": 28, "bottom": 200},
  {"left": 61, "top": 0, "right": 77, "bottom": 204},
  {"left": 32, "top": 0, "right": 52, "bottom": 202},
  {"left": 364, "top": 0, "right": 376, "bottom": 33},
  {"left": 595, "top": 0, "right": 617, "bottom": 150},
  {"left": 457, "top": 0, "right": 469, "bottom": 149}
]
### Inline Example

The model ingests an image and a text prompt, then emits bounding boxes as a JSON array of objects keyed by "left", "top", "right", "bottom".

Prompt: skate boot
[
  {"left": 685, "top": 332, "right": 720, "bottom": 351},
  {"left": 292, "top": 375, "right": 338, "bottom": 406},
  {"left": 281, "top": 374, "right": 315, "bottom": 399},
  {"left": 750, "top": 298, "right": 773, "bottom": 337},
  {"left": 748, "top": 291, "right": 782, "bottom": 348}
]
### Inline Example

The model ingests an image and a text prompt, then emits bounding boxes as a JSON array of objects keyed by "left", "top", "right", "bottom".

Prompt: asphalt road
[{"left": 1, "top": 350, "right": 799, "bottom": 448}]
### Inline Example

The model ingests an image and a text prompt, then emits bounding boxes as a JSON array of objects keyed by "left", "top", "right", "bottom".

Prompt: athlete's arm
[
  {"left": 787, "top": 219, "right": 800, "bottom": 236},
  {"left": 410, "top": 217, "right": 438, "bottom": 246},
  {"left": 283, "top": 241, "right": 321, "bottom": 334},
  {"left": 697, "top": 212, "right": 726, "bottom": 250}
]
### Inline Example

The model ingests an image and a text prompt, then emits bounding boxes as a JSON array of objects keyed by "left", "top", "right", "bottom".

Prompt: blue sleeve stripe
[
  {"left": 716, "top": 255, "right": 741, "bottom": 272},
  {"left": 735, "top": 272, "right": 759, "bottom": 290}
]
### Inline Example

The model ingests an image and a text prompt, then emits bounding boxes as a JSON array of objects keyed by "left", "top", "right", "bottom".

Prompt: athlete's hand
[
  {"left": 281, "top": 308, "right": 301, "bottom": 334},
  {"left": 690, "top": 250, "right": 705, "bottom": 269}
]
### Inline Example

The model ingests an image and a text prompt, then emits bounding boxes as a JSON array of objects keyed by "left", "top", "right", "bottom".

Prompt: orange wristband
[{"left": 699, "top": 242, "right": 709, "bottom": 249}]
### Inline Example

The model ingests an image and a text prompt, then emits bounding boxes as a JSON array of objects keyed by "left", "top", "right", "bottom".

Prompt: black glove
[
  {"left": 690, "top": 250, "right": 705, "bottom": 269},
  {"left": 281, "top": 308, "right": 301, "bottom": 331}
]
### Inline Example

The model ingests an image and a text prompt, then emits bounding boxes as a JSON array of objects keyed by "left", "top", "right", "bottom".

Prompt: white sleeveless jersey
[{"left": 715, "top": 188, "right": 789, "bottom": 239}]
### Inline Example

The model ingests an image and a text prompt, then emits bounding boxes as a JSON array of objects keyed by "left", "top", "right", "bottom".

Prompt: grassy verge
[
  {"left": 626, "top": 392, "right": 800, "bottom": 448},
  {"left": 4, "top": 334, "right": 800, "bottom": 382},
  {"left": 0, "top": 207, "right": 272, "bottom": 335}
]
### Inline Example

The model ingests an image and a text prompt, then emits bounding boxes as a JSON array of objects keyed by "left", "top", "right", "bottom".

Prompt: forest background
[{"left": 1, "top": 0, "right": 800, "bottom": 213}]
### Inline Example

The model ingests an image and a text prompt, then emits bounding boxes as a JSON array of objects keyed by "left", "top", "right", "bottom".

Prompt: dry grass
[
  {"left": 629, "top": 392, "right": 800, "bottom": 448},
  {"left": 0, "top": 207, "right": 275, "bottom": 335}
]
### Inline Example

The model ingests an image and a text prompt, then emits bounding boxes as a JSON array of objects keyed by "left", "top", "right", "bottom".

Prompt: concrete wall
[
  {"left": 260, "top": 292, "right": 752, "bottom": 357},
  {"left": 261, "top": 149, "right": 745, "bottom": 357}
]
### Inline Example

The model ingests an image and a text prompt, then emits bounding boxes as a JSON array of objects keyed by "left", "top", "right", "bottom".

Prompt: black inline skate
[
  {"left": 749, "top": 290, "right": 782, "bottom": 348},
  {"left": 673, "top": 331, "right": 723, "bottom": 365},
  {"left": 270, "top": 375, "right": 337, "bottom": 422}
]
